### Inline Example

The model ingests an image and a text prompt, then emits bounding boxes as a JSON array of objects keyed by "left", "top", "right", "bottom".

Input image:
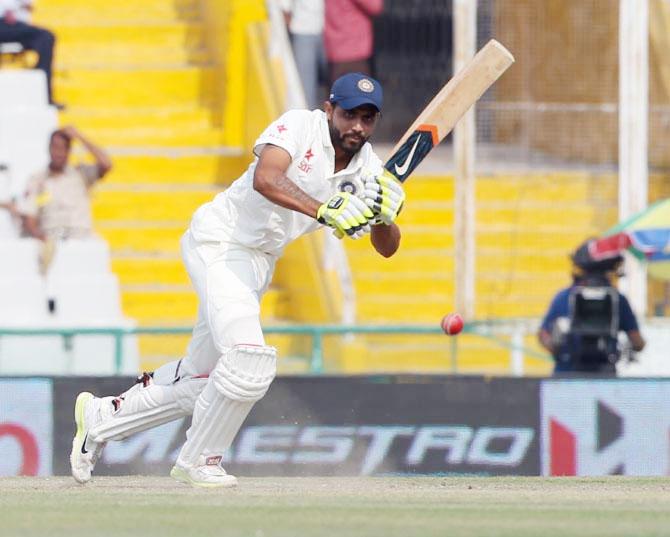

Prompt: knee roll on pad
[
  {"left": 175, "top": 344, "right": 277, "bottom": 467},
  {"left": 211, "top": 344, "right": 277, "bottom": 402}
]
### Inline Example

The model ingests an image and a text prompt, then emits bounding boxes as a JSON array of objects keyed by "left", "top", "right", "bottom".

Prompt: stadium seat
[
  {"left": 0, "top": 42, "right": 24, "bottom": 55},
  {"left": 0, "top": 237, "right": 139, "bottom": 374},
  {"left": 0, "top": 69, "right": 48, "bottom": 107},
  {"left": 0, "top": 165, "right": 19, "bottom": 238},
  {"left": 47, "top": 238, "right": 112, "bottom": 277},
  {"left": 0, "top": 333, "right": 69, "bottom": 374},
  {"left": 0, "top": 320, "right": 139, "bottom": 376},
  {"left": 0, "top": 239, "right": 41, "bottom": 276},
  {"left": 0, "top": 275, "right": 48, "bottom": 322},
  {"left": 0, "top": 212, "right": 16, "bottom": 238},
  {"left": 0, "top": 106, "right": 58, "bottom": 198},
  {"left": 49, "top": 273, "right": 123, "bottom": 321}
]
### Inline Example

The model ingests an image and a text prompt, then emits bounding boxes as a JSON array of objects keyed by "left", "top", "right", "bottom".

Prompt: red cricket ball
[{"left": 441, "top": 313, "right": 464, "bottom": 336}]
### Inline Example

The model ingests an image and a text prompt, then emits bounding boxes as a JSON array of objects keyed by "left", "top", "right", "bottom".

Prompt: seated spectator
[
  {"left": 0, "top": 0, "right": 63, "bottom": 108},
  {"left": 18, "top": 126, "right": 112, "bottom": 247}
]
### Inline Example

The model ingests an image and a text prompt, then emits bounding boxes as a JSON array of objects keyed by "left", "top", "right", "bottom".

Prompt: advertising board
[
  {"left": 52, "top": 376, "right": 540, "bottom": 476},
  {"left": 0, "top": 379, "right": 53, "bottom": 476},
  {"left": 541, "top": 379, "right": 670, "bottom": 476}
]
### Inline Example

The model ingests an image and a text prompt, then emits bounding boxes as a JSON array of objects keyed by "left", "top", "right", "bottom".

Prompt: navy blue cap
[{"left": 329, "top": 72, "right": 383, "bottom": 112}]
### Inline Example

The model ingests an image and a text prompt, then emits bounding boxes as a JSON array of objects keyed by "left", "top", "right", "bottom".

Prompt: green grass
[{"left": 1, "top": 476, "right": 669, "bottom": 537}]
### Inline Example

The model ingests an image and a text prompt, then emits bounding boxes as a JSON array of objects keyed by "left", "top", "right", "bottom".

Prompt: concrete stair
[
  {"left": 340, "top": 172, "right": 617, "bottom": 373},
  {"left": 31, "top": 0, "right": 281, "bottom": 371},
  {"left": 30, "top": 1, "right": 628, "bottom": 375},
  {"left": 346, "top": 173, "right": 614, "bottom": 323}
]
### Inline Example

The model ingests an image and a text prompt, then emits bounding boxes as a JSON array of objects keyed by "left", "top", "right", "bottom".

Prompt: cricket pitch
[{"left": 1, "top": 476, "right": 668, "bottom": 537}]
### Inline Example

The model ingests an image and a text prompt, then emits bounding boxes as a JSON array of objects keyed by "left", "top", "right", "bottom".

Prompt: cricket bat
[{"left": 384, "top": 39, "right": 514, "bottom": 182}]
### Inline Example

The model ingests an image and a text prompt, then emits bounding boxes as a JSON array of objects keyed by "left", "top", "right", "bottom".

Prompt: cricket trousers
[{"left": 177, "top": 230, "right": 277, "bottom": 378}]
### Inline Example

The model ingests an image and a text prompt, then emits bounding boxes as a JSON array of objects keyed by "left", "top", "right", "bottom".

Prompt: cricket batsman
[{"left": 69, "top": 72, "right": 405, "bottom": 487}]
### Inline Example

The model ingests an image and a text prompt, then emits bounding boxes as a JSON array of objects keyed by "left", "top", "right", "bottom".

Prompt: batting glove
[
  {"left": 317, "top": 192, "right": 375, "bottom": 239},
  {"left": 363, "top": 169, "right": 406, "bottom": 225}
]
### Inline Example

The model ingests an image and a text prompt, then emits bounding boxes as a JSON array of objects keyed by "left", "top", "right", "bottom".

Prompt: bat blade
[{"left": 384, "top": 39, "right": 514, "bottom": 182}]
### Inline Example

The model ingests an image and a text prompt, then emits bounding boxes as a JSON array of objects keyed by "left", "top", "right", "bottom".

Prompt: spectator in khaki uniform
[
  {"left": 19, "top": 126, "right": 112, "bottom": 273},
  {"left": 20, "top": 126, "right": 112, "bottom": 241}
]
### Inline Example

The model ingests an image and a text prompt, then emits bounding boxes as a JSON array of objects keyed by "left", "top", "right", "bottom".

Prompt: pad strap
[{"left": 89, "top": 370, "right": 207, "bottom": 443}]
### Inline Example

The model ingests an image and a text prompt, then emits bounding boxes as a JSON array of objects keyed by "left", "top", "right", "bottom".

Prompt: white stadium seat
[
  {"left": 0, "top": 106, "right": 58, "bottom": 198},
  {"left": 0, "top": 317, "right": 139, "bottom": 376},
  {"left": 0, "top": 69, "right": 48, "bottom": 107},
  {"left": 50, "top": 273, "right": 123, "bottom": 321},
  {"left": 0, "top": 212, "right": 19, "bottom": 239},
  {"left": 0, "top": 70, "right": 139, "bottom": 375},
  {"left": 0, "top": 164, "right": 19, "bottom": 238},
  {"left": 0, "top": 238, "right": 139, "bottom": 375},
  {"left": 0, "top": 238, "right": 41, "bottom": 277},
  {"left": 0, "top": 238, "right": 111, "bottom": 278},
  {"left": 47, "top": 238, "right": 111, "bottom": 277},
  {"left": 0, "top": 275, "right": 49, "bottom": 322}
]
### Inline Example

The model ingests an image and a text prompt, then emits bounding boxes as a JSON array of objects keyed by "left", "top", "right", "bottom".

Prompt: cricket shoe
[
  {"left": 70, "top": 391, "right": 106, "bottom": 484},
  {"left": 170, "top": 455, "right": 238, "bottom": 488}
]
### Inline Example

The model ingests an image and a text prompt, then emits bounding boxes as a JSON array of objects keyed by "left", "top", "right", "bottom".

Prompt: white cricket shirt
[{"left": 190, "top": 109, "right": 383, "bottom": 256}]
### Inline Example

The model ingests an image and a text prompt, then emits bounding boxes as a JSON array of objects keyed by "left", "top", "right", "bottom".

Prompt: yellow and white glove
[
  {"left": 317, "top": 192, "right": 375, "bottom": 239},
  {"left": 363, "top": 169, "right": 406, "bottom": 225}
]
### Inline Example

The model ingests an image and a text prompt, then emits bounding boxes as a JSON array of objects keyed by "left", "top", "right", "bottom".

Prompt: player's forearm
[
  {"left": 370, "top": 223, "right": 400, "bottom": 257},
  {"left": 253, "top": 171, "right": 321, "bottom": 219}
]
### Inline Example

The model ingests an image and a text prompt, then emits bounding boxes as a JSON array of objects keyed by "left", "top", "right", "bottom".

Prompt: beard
[{"left": 329, "top": 122, "right": 368, "bottom": 155}]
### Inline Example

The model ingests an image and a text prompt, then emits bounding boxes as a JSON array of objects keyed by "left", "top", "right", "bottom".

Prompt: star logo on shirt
[
  {"left": 298, "top": 148, "right": 315, "bottom": 173},
  {"left": 277, "top": 124, "right": 287, "bottom": 134}
]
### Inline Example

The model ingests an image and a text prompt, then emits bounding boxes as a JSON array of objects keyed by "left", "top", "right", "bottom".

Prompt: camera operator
[{"left": 537, "top": 248, "right": 645, "bottom": 375}]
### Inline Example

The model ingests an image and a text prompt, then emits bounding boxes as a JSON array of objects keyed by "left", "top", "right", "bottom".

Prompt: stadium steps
[
  {"left": 32, "top": 0, "right": 286, "bottom": 370},
  {"left": 340, "top": 173, "right": 615, "bottom": 373},
  {"left": 31, "top": 2, "right": 621, "bottom": 374},
  {"left": 55, "top": 67, "right": 215, "bottom": 108},
  {"left": 347, "top": 173, "right": 614, "bottom": 322},
  {"left": 54, "top": 24, "right": 209, "bottom": 69},
  {"left": 34, "top": 0, "right": 202, "bottom": 25}
]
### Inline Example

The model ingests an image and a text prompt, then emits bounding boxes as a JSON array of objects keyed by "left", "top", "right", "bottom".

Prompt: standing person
[
  {"left": 537, "top": 250, "right": 646, "bottom": 375},
  {"left": 324, "top": 0, "right": 383, "bottom": 84},
  {"left": 0, "top": 0, "right": 63, "bottom": 108},
  {"left": 281, "top": 0, "right": 327, "bottom": 110},
  {"left": 69, "top": 72, "right": 406, "bottom": 488}
]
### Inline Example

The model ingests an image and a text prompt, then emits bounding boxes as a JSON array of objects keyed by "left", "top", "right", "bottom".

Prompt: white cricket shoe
[
  {"left": 170, "top": 456, "right": 238, "bottom": 488},
  {"left": 69, "top": 391, "right": 106, "bottom": 484}
]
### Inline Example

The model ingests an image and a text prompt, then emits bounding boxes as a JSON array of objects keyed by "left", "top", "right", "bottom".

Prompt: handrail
[{"left": 0, "top": 322, "right": 551, "bottom": 374}]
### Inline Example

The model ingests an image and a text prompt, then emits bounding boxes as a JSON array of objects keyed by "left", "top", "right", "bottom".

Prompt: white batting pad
[
  {"left": 89, "top": 363, "right": 207, "bottom": 443},
  {"left": 176, "top": 345, "right": 277, "bottom": 468}
]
